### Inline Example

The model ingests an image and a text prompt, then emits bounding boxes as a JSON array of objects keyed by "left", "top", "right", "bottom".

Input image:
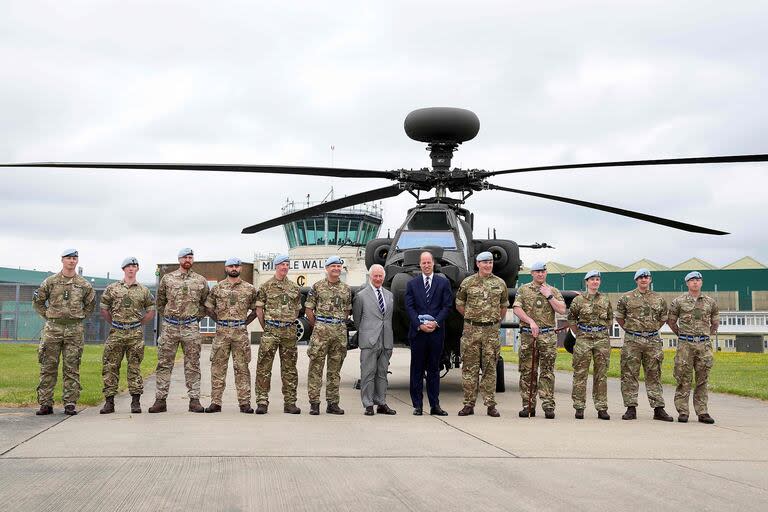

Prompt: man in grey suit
[{"left": 352, "top": 264, "right": 396, "bottom": 416}]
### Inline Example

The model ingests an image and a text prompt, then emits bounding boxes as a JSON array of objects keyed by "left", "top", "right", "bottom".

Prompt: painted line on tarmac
[
  {"left": 0, "top": 414, "right": 74, "bottom": 458},
  {"left": 663, "top": 459, "right": 768, "bottom": 493}
]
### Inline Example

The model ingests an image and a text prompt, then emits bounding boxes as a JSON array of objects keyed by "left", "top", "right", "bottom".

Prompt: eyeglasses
[{"left": 637, "top": 275, "right": 651, "bottom": 279}]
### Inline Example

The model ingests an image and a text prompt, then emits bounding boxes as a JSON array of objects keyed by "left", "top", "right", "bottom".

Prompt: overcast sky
[{"left": 2, "top": 1, "right": 767, "bottom": 281}]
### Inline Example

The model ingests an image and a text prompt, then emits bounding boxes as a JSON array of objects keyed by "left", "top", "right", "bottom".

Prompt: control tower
[{"left": 254, "top": 189, "right": 383, "bottom": 288}]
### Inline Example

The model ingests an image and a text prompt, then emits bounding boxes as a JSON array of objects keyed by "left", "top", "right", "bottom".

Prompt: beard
[
  {"left": 180, "top": 261, "right": 193, "bottom": 270},
  {"left": 227, "top": 270, "right": 241, "bottom": 277}
]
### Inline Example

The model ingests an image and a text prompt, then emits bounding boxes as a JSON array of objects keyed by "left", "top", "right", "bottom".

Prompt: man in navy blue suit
[{"left": 405, "top": 251, "right": 454, "bottom": 416}]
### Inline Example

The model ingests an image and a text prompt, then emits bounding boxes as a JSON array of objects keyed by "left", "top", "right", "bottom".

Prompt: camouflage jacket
[
  {"left": 100, "top": 281, "right": 155, "bottom": 323},
  {"left": 669, "top": 293, "right": 719, "bottom": 336},
  {"left": 615, "top": 288, "right": 668, "bottom": 333},
  {"left": 205, "top": 279, "right": 257, "bottom": 320},
  {"left": 512, "top": 281, "right": 563, "bottom": 328},
  {"left": 456, "top": 273, "right": 509, "bottom": 323},
  {"left": 33, "top": 272, "right": 96, "bottom": 320},
  {"left": 568, "top": 292, "right": 613, "bottom": 337},
  {"left": 304, "top": 278, "right": 352, "bottom": 319},
  {"left": 255, "top": 276, "right": 301, "bottom": 322},
  {"left": 156, "top": 269, "right": 209, "bottom": 319}
]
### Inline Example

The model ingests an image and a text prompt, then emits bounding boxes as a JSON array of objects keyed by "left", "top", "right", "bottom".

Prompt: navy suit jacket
[{"left": 405, "top": 273, "right": 454, "bottom": 341}]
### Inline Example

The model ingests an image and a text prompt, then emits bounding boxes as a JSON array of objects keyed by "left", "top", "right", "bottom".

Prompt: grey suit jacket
[{"left": 352, "top": 285, "right": 394, "bottom": 350}]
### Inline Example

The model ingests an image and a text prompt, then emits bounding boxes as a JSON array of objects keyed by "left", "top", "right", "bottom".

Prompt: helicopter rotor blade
[
  {"left": 487, "top": 183, "right": 728, "bottom": 235},
  {"left": 485, "top": 154, "right": 768, "bottom": 177},
  {"left": 241, "top": 184, "right": 405, "bottom": 234},
  {"left": 0, "top": 162, "right": 393, "bottom": 179}
]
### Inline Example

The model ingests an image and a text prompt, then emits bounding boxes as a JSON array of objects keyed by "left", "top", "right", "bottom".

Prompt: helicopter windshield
[{"left": 396, "top": 231, "right": 457, "bottom": 250}]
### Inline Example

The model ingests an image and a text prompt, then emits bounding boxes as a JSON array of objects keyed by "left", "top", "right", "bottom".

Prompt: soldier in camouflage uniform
[
  {"left": 615, "top": 268, "right": 673, "bottom": 422},
  {"left": 254, "top": 254, "right": 302, "bottom": 414},
  {"left": 204, "top": 257, "right": 258, "bottom": 414},
  {"left": 305, "top": 255, "right": 352, "bottom": 415},
  {"left": 667, "top": 271, "right": 719, "bottom": 424},
  {"left": 568, "top": 270, "right": 612, "bottom": 420},
  {"left": 99, "top": 257, "right": 155, "bottom": 414},
  {"left": 512, "top": 261, "right": 566, "bottom": 419},
  {"left": 32, "top": 249, "right": 96, "bottom": 415},
  {"left": 149, "top": 248, "right": 209, "bottom": 414},
  {"left": 455, "top": 251, "right": 509, "bottom": 417}
]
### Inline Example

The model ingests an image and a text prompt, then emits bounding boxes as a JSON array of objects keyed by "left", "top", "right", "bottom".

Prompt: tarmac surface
[{"left": 1, "top": 345, "right": 767, "bottom": 511}]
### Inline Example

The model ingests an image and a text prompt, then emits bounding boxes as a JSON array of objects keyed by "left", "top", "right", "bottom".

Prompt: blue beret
[
  {"left": 273, "top": 254, "right": 290, "bottom": 266},
  {"left": 685, "top": 271, "right": 703, "bottom": 281},
  {"left": 325, "top": 256, "right": 343, "bottom": 266},
  {"left": 225, "top": 257, "right": 242, "bottom": 266},
  {"left": 177, "top": 247, "right": 194, "bottom": 258},
  {"left": 634, "top": 268, "right": 651, "bottom": 280},
  {"left": 584, "top": 270, "right": 601, "bottom": 280},
  {"left": 530, "top": 261, "right": 546, "bottom": 271},
  {"left": 61, "top": 248, "right": 78, "bottom": 258},
  {"left": 475, "top": 251, "right": 493, "bottom": 262},
  {"left": 121, "top": 256, "right": 139, "bottom": 268}
]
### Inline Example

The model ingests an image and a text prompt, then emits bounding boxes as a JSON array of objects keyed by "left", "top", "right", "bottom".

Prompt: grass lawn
[
  {"left": 501, "top": 347, "right": 768, "bottom": 401},
  {"left": 0, "top": 344, "right": 159, "bottom": 407}
]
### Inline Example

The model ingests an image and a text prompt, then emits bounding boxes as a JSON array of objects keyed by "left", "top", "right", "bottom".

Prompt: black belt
[
  {"left": 316, "top": 315, "right": 345, "bottom": 325},
  {"left": 625, "top": 329, "right": 659, "bottom": 338},
  {"left": 465, "top": 319, "right": 499, "bottom": 327},
  {"left": 577, "top": 323, "right": 607, "bottom": 333},
  {"left": 216, "top": 319, "right": 246, "bottom": 327},
  {"left": 111, "top": 320, "right": 142, "bottom": 330},
  {"left": 520, "top": 326, "right": 554, "bottom": 334},
  {"left": 678, "top": 334, "right": 710, "bottom": 343},
  {"left": 163, "top": 316, "right": 199, "bottom": 325},
  {"left": 265, "top": 319, "right": 295, "bottom": 328}
]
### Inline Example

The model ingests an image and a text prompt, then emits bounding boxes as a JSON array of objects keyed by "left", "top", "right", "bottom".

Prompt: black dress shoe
[
  {"left": 364, "top": 406, "right": 374, "bottom": 416},
  {"left": 413, "top": 407, "right": 423, "bottom": 416},
  {"left": 377, "top": 404, "right": 396, "bottom": 415},
  {"left": 430, "top": 406, "right": 448, "bottom": 416}
]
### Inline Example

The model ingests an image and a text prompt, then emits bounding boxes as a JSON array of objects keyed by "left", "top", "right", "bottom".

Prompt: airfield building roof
[
  {"left": 0, "top": 266, "right": 116, "bottom": 288},
  {"left": 670, "top": 257, "right": 719, "bottom": 271}
]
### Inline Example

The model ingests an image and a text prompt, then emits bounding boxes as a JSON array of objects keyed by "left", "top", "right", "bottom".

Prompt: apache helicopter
[{"left": 4, "top": 107, "right": 767, "bottom": 390}]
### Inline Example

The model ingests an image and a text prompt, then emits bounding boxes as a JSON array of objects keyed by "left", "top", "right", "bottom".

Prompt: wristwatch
[{"left": 545, "top": 294, "right": 554, "bottom": 300}]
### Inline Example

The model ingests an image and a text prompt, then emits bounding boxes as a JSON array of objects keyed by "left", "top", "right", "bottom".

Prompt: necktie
[
  {"left": 425, "top": 276, "right": 431, "bottom": 303},
  {"left": 376, "top": 288, "right": 385, "bottom": 314}
]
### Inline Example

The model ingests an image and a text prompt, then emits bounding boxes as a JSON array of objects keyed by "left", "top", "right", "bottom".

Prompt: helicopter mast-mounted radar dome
[{"left": 404, "top": 107, "right": 480, "bottom": 144}]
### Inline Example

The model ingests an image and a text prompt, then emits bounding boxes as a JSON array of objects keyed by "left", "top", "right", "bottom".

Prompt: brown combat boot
[
  {"left": 575, "top": 409, "right": 584, "bottom": 419},
  {"left": 64, "top": 404, "right": 77, "bottom": 416},
  {"left": 188, "top": 398, "right": 204, "bottom": 413},
  {"left": 99, "top": 396, "right": 115, "bottom": 414},
  {"left": 148, "top": 398, "right": 167, "bottom": 413},
  {"left": 309, "top": 403, "right": 320, "bottom": 415},
  {"left": 487, "top": 406, "right": 500, "bottom": 418},
  {"left": 622, "top": 406, "right": 637, "bottom": 420},
  {"left": 519, "top": 407, "right": 536, "bottom": 418},
  {"left": 36, "top": 405, "right": 53, "bottom": 416},
  {"left": 205, "top": 403, "right": 222, "bottom": 413},
  {"left": 544, "top": 409, "right": 555, "bottom": 419},
  {"left": 698, "top": 413, "right": 715, "bottom": 424},
  {"left": 255, "top": 404, "right": 268, "bottom": 415},
  {"left": 239, "top": 404, "right": 254, "bottom": 414},
  {"left": 130, "top": 394, "right": 141, "bottom": 414},
  {"left": 678, "top": 414, "right": 689, "bottom": 423},
  {"left": 597, "top": 410, "right": 610, "bottom": 420},
  {"left": 284, "top": 404, "right": 301, "bottom": 414},
  {"left": 458, "top": 405, "right": 474, "bottom": 416},
  {"left": 326, "top": 402, "right": 345, "bottom": 415},
  {"left": 653, "top": 407, "right": 673, "bottom": 422}
]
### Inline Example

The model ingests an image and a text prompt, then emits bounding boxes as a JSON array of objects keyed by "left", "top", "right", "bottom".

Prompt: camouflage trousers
[
  {"left": 155, "top": 323, "right": 202, "bottom": 400},
  {"left": 307, "top": 323, "right": 347, "bottom": 404},
  {"left": 37, "top": 321, "right": 84, "bottom": 406},
  {"left": 460, "top": 324, "right": 501, "bottom": 407},
  {"left": 572, "top": 335, "right": 610, "bottom": 411},
  {"left": 210, "top": 327, "right": 252, "bottom": 406},
  {"left": 519, "top": 332, "right": 557, "bottom": 411},
  {"left": 674, "top": 340, "right": 713, "bottom": 416},
  {"left": 620, "top": 335, "right": 665, "bottom": 408},
  {"left": 255, "top": 325, "right": 298, "bottom": 406},
  {"left": 102, "top": 328, "right": 145, "bottom": 397}
]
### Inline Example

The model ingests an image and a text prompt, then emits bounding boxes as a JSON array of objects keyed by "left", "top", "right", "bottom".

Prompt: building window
[
  {"left": 199, "top": 317, "right": 216, "bottom": 334},
  {"left": 612, "top": 322, "right": 621, "bottom": 338},
  {"left": 764, "top": 340, "right": 768, "bottom": 349},
  {"left": 669, "top": 339, "right": 677, "bottom": 348}
]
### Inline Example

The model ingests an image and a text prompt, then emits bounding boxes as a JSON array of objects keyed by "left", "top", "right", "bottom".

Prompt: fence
[{"left": 0, "top": 283, "right": 156, "bottom": 344}]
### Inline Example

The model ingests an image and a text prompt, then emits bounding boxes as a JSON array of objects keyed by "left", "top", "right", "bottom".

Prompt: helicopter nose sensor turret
[{"left": 404, "top": 107, "right": 480, "bottom": 144}]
